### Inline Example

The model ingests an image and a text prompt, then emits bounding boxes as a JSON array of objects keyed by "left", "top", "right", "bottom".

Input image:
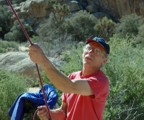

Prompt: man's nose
[{"left": 88, "top": 49, "right": 93, "bottom": 53}]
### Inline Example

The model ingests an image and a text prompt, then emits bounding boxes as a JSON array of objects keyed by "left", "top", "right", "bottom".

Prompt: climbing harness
[{"left": 5, "top": 0, "right": 51, "bottom": 119}]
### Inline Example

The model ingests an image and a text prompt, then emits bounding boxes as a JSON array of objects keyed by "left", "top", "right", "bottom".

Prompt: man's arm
[
  {"left": 28, "top": 44, "right": 93, "bottom": 95},
  {"left": 37, "top": 102, "right": 67, "bottom": 120}
]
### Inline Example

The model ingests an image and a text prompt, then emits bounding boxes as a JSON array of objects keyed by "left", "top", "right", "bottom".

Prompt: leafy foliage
[
  {"left": 60, "top": 42, "right": 83, "bottom": 75},
  {"left": 135, "top": 24, "right": 144, "bottom": 47},
  {"left": 103, "top": 37, "right": 144, "bottom": 120},
  {"left": 36, "top": 13, "right": 66, "bottom": 42},
  {"left": 0, "top": 40, "right": 18, "bottom": 53},
  {"left": 63, "top": 10, "right": 98, "bottom": 41},
  {"left": 115, "top": 14, "right": 144, "bottom": 38},
  {"left": 94, "top": 17, "right": 116, "bottom": 40},
  {"left": 0, "top": 70, "right": 29, "bottom": 120},
  {"left": 4, "top": 20, "right": 33, "bottom": 42},
  {"left": 0, "top": 5, "right": 12, "bottom": 39},
  {"left": 48, "top": 0, "right": 70, "bottom": 18},
  {"left": 37, "top": 0, "right": 70, "bottom": 43}
]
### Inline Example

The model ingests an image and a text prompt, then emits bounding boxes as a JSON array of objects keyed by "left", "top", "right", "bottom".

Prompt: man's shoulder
[
  {"left": 90, "top": 70, "right": 109, "bottom": 84},
  {"left": 68, "top": 71, "right": 81, "bottom": 79},
  {"left": 96, "top": 70, "right": 109, "bottom": 85}
]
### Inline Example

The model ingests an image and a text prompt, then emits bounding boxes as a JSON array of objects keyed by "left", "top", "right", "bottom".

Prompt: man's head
[
  {"left": 86, "top": 36, "right": 110, "bottom": 55},
  {"left": 82, "top": 36, "right": 110, "bottom": 69}
]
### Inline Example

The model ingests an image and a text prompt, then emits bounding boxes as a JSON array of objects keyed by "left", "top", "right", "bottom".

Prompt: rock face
[
  {"left": 13, "top": 0, "right": 144, "bottom": 21},
  {"left": 93, "top": 0, "right": 144, "bottom": 18},
  {"left": 0, "top": 52, "right": 36, "bottom": 78},
  {"left": 0, "top": 51, "right": 61, "bottom": 79},
  {"left": 20, "top": 0, "right": 49, "bottom": 18},
  {"left": 70, "top": 0, "right": 144, "bottom": 18}
]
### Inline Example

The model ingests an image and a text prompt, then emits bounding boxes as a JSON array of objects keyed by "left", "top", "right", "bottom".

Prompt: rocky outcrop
[
  {"left": 92, "top": 0, "right": 144, "bottom": 18},
  {"left": 69, "top": 0, "right": 144, "bottom": 19},
  {"left": 0, "top": 51, "right": 62, "bottom": 79},
  {"left": 13, "top": 0, "right": 144, "bottom": 21},
  {"left": 0, "top": 52, "right": 36, "bottom": 79},
  {"left": 20, "top": 0, "right": 49, "bottom": 18}
]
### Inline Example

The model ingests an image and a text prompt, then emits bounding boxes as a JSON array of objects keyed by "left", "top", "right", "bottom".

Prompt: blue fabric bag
[{"left": 8, "top": 84, "right": 58, "bottom": 120}]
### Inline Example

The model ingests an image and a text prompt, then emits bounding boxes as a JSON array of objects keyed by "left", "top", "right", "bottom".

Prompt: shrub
[
  {"left": 0, "top": 70, "right": 29, "bottom": 120},
  {"left": 36, "top": 13, "right": 66, "bottom": 42},
  {"left": 36, "top": 0, "right": 70, "bottom": 43},
  {"left": 94, "top": 17, "right": 116, "bottom": 41},
  {"left": 0, "top": 40, "right": 18, "bottom": 53},
  {"left": 4, "top": 20, "right": 33, "bottom": 42},
  {"left": 63, "top": 10, "right": 98, "bottom": 41},
  {"left": 48, "top": 0, "right": 70, "bottom": 18},
  {"left": 115, "top": 14, "right": 144, "bottom": 38},
  {"left": 60, "top": 42, "right": 83, "bottom": 75},
  {"left": 135, "top": 24, "right": 144, "bottom": 47},
  {"left": 0, "top": 5, "right": 12, "bottom": 39},
  {"left": 103, "top": 36, "right": 144, "bottom": 120}
]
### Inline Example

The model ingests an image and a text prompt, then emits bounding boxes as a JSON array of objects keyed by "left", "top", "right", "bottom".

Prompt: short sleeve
[{"left": 87, "top": 77, "right": 109, "bottom": 100}]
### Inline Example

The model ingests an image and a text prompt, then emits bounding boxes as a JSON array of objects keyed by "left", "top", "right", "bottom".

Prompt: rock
[
  {"left": 20, "top": 0, "right": 49, "bottom": 18},
  {"left": 68, "top": 1, "right": 80, "bottom": 12},
  {"left": 7, "top": 0, "right": 144, "bottom": 21},
  {"left": 27, "top": 87, "right": 40, "bottom": 92},
  {"left": 88, "top": 0, "right": 144, "bottom": 18},
  {"left": 93, "top": 12, "right": 110, "bottom": 19},
  {"left": 0, "top": 52, "right": 36, "bottom": 79},
  {"left": 0, "top": 51, "right": 62, "bottom": 79},
  {"left": 18, "top": 46, "right": 29, "bottom": 52},
  {"left": 86, "top": 4, "right": 99, "bottom": 13}
]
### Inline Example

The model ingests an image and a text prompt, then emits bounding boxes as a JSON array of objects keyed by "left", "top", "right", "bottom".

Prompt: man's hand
[
  {"left": 37, "top": 106, "right": 49, "bottom": 120},
  {"left": 28, "top": 43, "right": 46, "bottom": 64}
]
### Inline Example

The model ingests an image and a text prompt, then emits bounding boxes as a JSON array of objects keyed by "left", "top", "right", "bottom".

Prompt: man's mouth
[{"left": 85, "top": 55, "right": 92, "bottom": 61}]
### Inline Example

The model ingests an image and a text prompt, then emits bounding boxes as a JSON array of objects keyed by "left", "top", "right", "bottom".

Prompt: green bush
[
  {"left": 103, "top": 36, "right": 144, "bottom": 120},
  {"left": 36, "top": 13, "right": 66, "bottom": 42},
  {"left": 135, "top": 24, "right": 144, "bottom": 47},
  {"left": 48, "top": 0, "right": 70, "bottom": 18},
  {"left": 0, "top": 40, "right": 18, "bottom": 53},
  {"left": 0, "top": 5, "right": 12, "bottom": 39},
  {"left": 60, "top": 42, "right": 83, "bottom": 75},
  {"left": 36, "top": 10, "right": 97, "bottom": 57},
  {"left": 36, "top": 1, "right": 70, "bottom": 43},
  {"left": 94, "top": 17, "right": 116, "bottom": 41},
  {"left": 115, "top": 14, "right": 144, "bottom": 38},
  {"left": 0, "top": 70, "right": 29, "bottom": 120},
  {"left": 63, "top": 10, "right": 98, "bottom": 41},
  {"left": 4, "top": 20, "right": 33, "bottom": 42}
]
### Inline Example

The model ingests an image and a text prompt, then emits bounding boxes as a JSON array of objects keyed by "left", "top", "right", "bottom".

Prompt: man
[{"left": 28, "top": 36, "right": 110, "bottom": 120}]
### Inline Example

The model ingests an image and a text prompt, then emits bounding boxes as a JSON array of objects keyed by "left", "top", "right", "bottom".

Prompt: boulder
[
  {"left": 0, "top": 51, "right": 62, "bottom": 80},
  {"left": 86, "top": 0, "right": 144, "bottom": 18},
  {"left": 68, "top": 1, "right": 80, "bottom": 12},
  {"left": 20, "top": 0, "right": 49, "bottom": 18},
  {"left": 0, "top": 52, "right": 36, "bottom": 78},
  {"left": 8, "top": 0, "right": 144, "bottom": 20}
]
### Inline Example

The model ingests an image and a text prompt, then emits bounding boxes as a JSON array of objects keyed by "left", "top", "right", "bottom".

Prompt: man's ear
[{"left": 103, "top": 57, "right": 108, "bottom": 64}]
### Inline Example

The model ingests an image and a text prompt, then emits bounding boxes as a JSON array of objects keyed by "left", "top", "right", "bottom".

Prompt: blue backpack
[{"left": 9, "top": 84, "right": 58, "bottom": 120}]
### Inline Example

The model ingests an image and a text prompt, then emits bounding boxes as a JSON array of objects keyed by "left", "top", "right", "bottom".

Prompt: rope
[{"left": 5, "top": 0, "right": 51, "bottom": 119}]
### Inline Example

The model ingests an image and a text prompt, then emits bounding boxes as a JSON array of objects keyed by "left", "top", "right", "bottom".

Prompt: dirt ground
[{"left": 27, "top": 87, "right": 40, "bottom": 92}]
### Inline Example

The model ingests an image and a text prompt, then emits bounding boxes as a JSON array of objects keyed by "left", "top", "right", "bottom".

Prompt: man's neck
[{"left": 82, "top": 66, "right": 100, "bottom": 77}]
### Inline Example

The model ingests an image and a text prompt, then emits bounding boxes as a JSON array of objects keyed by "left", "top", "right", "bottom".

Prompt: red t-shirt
[{"left": 62, "top": 70, "right": 109, "bottom": 120}]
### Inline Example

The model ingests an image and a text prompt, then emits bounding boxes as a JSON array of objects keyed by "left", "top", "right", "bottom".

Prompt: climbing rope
[{"left": 5, "top": 0, "right": 51, "bottom": 119}]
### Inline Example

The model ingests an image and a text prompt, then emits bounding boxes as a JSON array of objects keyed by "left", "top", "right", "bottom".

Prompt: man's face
[{"left": 82, "top": 42, "right": 108, "bottom": 68}]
